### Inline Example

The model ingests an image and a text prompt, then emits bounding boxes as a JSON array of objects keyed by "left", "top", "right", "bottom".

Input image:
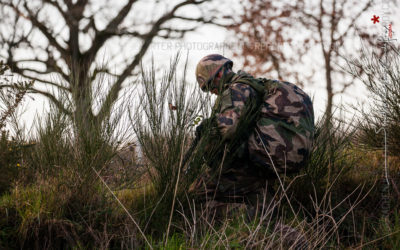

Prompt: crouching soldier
[{"left": 187, "top": 54, "right": 315, "bottom": 212}]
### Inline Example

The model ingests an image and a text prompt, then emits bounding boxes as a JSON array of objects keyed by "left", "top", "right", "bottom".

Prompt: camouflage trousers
[{"left": 189, "top": 149, "right": 277, "bottom": 206}]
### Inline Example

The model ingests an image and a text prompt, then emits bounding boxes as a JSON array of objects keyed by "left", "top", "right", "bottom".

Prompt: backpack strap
[
  {"left": 236, "top": 78, "right": 265, "bottom": 94},
  {"left": 233, "top": 74, "right": 279, "bottom": 97}
]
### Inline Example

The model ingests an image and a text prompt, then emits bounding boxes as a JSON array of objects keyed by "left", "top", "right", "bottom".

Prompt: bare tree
[
  {"left": 0, "top": 0, "right": 219, "bottom": 126},
  {"left": 229, "top": 0, "right": 379, "bottom": 119}
]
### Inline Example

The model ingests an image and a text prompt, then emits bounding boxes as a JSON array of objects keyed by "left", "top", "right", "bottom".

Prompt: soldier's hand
[
  {"left": 196, "top": 117, "right": 219, "bottom": 139},
  {"left": 195, "top": 120, "right": 205, "bottom": 138}
]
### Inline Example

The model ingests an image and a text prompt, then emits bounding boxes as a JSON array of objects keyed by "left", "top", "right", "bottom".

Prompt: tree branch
[
  {"left": 329, "top": 0, "right": 337, "bottom": 52},
  {"left": 0, "top": 83, "right": 71, "bottom": 115},
  {"left": 19, "top": 71, "right": 70, "bottom": 92},
  {"left": 172, "top": 15, "right": 219, "bottom": 25},
  {"left": 42, "top": 0, "right": 75, "bottom": 28},
  {"left": 158, "top": 26, "right": 196, "bottom": 38},
  {"left": 27, "top": 87, "right": 72, "bottom": 115},
  {"left": 317, "top": 0, "right": 326, "bottom": 55},
  {"left": 6, "top": 56, "right": 70, "bottom": 92},
  {"left": 83, "top": 0, "right": 138, "bottom": 63},
  {"left": 96, "top": 0, "right": 208, "bottom": 122},
  {"left": 333, "top": 1, "right": 373, "bottom": 46},
  {"left": 14, "top": 56, "right": 69, "bottom": 82},
  {"left": 22, "top": 2, "right": 69, "bottom": 60},
  {"left": 334, "top": 78, "right": 355, "bottom": 95},
  {"left": 62, "top": 0, "right": 73, "bottom": 9}
]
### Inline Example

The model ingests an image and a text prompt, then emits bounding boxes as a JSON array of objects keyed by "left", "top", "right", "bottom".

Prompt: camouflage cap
[{"left": 195, "top": 54, "right": 233, "bottom": 92}]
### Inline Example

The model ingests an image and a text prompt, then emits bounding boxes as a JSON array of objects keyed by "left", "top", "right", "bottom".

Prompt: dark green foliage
[
  {"left": 303, "top": 113, "right": 356, "bottom": 191},
  {"left": 0, "top": 131, "right": 21, "bottom": 193}
]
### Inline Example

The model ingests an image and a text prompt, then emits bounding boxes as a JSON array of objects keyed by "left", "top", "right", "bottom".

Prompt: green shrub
[
  {"left": 131, "top": 55, "right": 211, "bottom": 233},
  {"left": 291, "top": 112, "right": 358, "bottom": 201},
  {"left": 0, "top": 62, "right": 142, "bottom": 248},
  {"left": 0, "top": 61, "right": 33, "bottom": 193},
  {"left": 345, "top": 44, "right": 400, "bottom": 155}
]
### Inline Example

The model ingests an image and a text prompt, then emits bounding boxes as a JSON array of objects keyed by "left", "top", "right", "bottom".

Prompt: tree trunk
[
  {"left": 70, "top": 60, "right": 99, "bottom": 150},
  {"left": 324, "top": 54, "right": 333, "bottom": 121}
]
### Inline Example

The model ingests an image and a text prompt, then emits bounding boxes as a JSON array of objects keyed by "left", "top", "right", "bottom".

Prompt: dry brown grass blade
[
  {"left": 91, "top": 166, "right": 153, "bottom": 249},
  {"left": 165, "top": 133, "right": 187, "bottom": 246}
]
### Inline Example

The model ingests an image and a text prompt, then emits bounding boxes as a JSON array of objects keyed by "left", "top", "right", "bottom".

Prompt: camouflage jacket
[{"left": 212, "top": 70, "right": 314, "bottom": 173}]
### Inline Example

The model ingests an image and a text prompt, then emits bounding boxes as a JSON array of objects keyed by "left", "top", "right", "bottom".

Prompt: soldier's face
[{"left": 210, "top": 71, "right": 223, "bottom": 95}]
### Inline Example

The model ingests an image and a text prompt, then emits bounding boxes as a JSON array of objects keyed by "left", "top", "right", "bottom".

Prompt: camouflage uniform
[{"left": 191, "top": 54, "right": 314, "bottom": 204}]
